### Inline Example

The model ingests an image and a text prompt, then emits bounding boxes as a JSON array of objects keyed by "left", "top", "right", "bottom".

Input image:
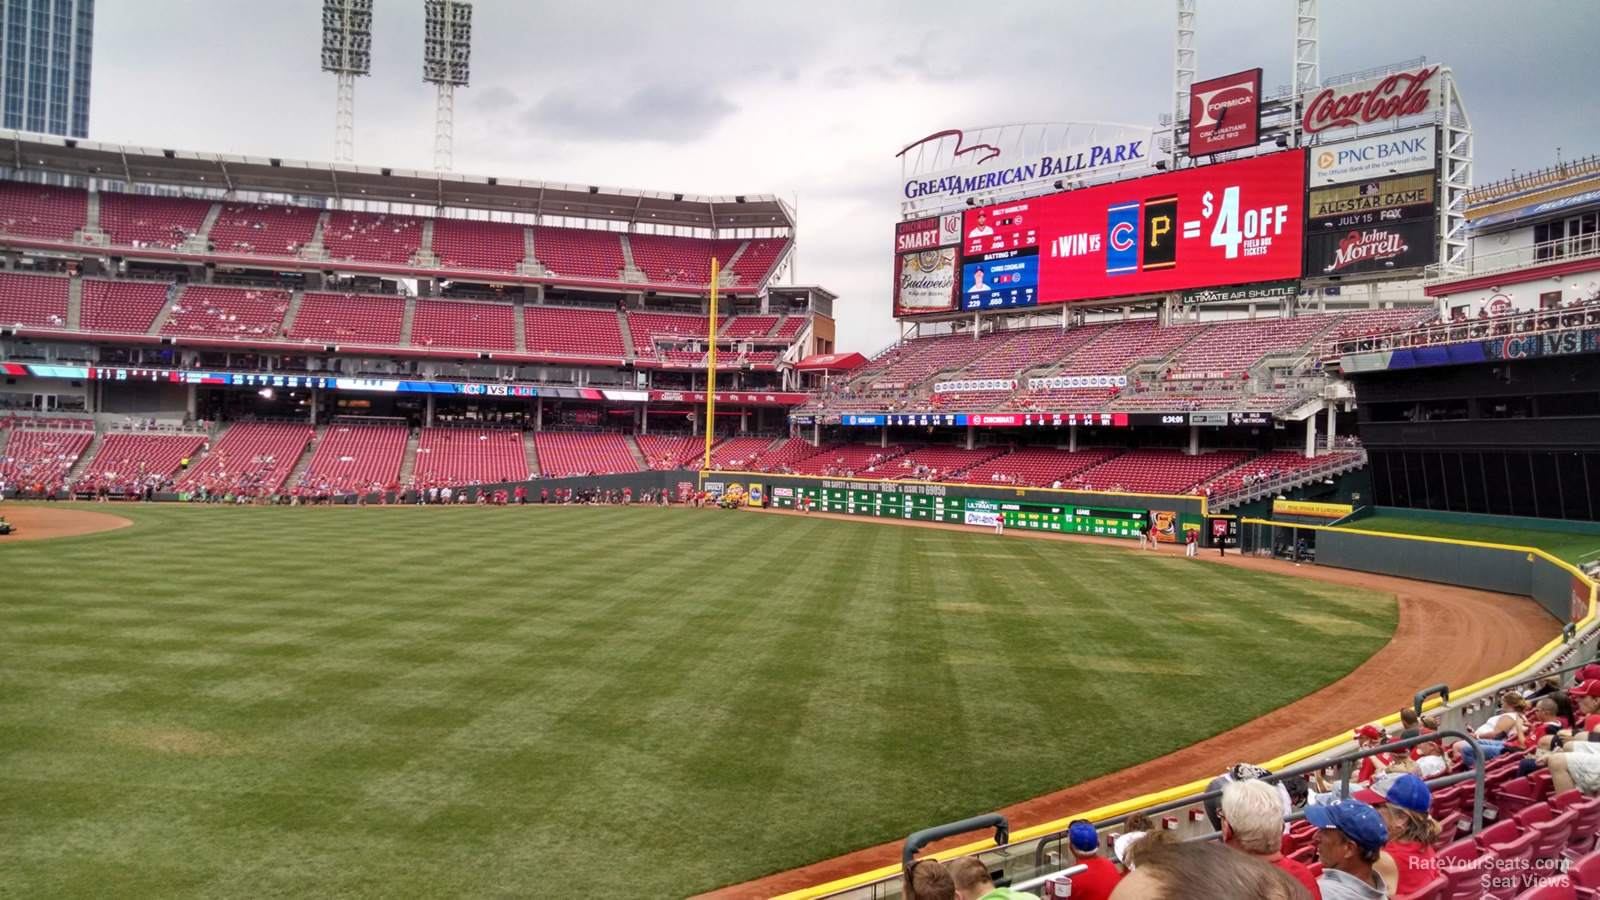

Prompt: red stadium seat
[
  {"left": 533, "top": 225, "right": 624, "bottom": 280},
  {"left": 322, "top": 211, "right": 424, "bottom": 265},
  {"left": 97, "top": 192, "right": 211, "bottom": 249},
  {"left": 410, "top": 428, "right": 528, "bottom": 487},
  {"left": 207, "top": 202, "right": 317, "bottom": 257},
  {"left": 431, "top": 217, "right": 525, "bottom": 272},
  {"left": 532, "top": 432, "right": 638, "bottom": 477},
  {"left": 0, "top": 272, "right": 70, "bottom": 329},
  {"left": 288, "top": 292, "right": 405, "bottom": 346},
  {"left": 411, "top": 299, "right": 515, "bottom": 351},
  {"left": 294, "top": 424, "right": 407, "bottom": 493},
  {"left": 524, "top": 306, "right": 627, "bottom": 360},
  {"left": 0, "top": 427, "right": 93, "bottom": 490},
  {"left": 1514, "top": 876, "right": 1575, "bottom": 900},
  {"left": 80, "top": 279, "right": 171, "bottom": 334},
  {"left": 162, "top": 286, "right": 290, "bottom": 339},
  {"left": 175, "top": 423, "right": 315, "bottom": 497},
  {"left": 0, "top": 181, "right": 86, "bottom": 239},
  {"left": 1396, "top": 874, "right": 1449, "bottom": 900}
]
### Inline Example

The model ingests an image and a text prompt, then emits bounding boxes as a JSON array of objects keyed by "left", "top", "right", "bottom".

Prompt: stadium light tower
[
  {"left": 321, "top": 0, "right": 373, "bottom": 163},
  {"left": 424, "top": 0, "right": 472, "bottom": 172}
]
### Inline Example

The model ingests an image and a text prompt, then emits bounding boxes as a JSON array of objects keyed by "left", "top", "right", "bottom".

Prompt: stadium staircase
[
  {"left": 65, "top": 275, "right": 82, "bottom": 330},
  {"left": 518, "top": 227, "right": 542, "bottom": 276},
  {"left": 719, "top": 241, "right": 750, "bottom": 279},
  {"left": 0, "top": 427, "right": 9, "bottom": 461},
  {"left": 302, "top": 211, "right": 330, "bottom": 260},
  {"left": 397, "top": 431, "right": 420, "bottom": 484},
  {"left": 280, "top": 289, "right": 305, "bottom": 334},
  {"left": 616, "top": 311, "right": 636, "bottom": 362},
  {"left": 283, "top": 426, "right": 324, "bottom": 487},
  {"left": 512, "top": 297, "right": 527, "bottom": 352},
  {"left": 146, "top": 284, "right": 182, "bottom": 336},
  {"left": 62, "top": 430, "right": 103, "bottom": 482},
  {"left": 624, "top": 434, "right": 648, "bottom": 470},
  {"left": 1204, "top": 447, "right": 1369, "bottom": 510},
  {"left": 618, "top": 234, "right": 646, "bottom": 284},
  {"left": 413, "top": 219, "right": 437, "bottom": 268},
  {"left": 81, "top": 189, "right": 101, "bottom": 238},
  {"left": 193, "top": 202, "right": 222, "bottom": 249},
  {"left": 523, "top": 433, "right": 539, "bottom": 478},
  {"left": 399, "top": 295, "right": 417, "bottom": 346}
]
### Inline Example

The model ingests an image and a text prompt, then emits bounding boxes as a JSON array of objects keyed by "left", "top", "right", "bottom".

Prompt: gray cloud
[{"left": 522, "top": 82, "right": 739, "bottom": 144}]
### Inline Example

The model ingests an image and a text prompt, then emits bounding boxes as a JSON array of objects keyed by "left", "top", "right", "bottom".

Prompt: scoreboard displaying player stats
[
  {"left": 958, "top": 150, "right": 1306, "bottom": 309},
  {"left": 768, "top": 485, "right": 1148, "bottom": 538}
]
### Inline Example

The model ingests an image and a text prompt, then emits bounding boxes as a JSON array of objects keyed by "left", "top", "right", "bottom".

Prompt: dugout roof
[{"left": 0, "top": 129, "right": 794, "bottom": 233}]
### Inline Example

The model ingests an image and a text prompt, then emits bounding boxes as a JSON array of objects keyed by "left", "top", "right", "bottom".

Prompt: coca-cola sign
[
  {"left": 1305, "top": 219, "right": 1436, "bottom": 276},
  {"left": 1301, "top": 65, "right": 1443, "bottom": 136}
]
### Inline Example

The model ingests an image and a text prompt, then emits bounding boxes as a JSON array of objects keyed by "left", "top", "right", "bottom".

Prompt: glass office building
[{"left": 1, "top": 0, "right": 92, "bottom": 138}]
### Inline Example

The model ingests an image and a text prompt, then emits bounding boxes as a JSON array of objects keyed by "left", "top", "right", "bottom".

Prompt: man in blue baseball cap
[
  {"left": 1064, "top": 819, "right": 1123, "bottom": 900},
  {"left": 1306, "top": 799, "right": 1389, "bottom": 900}
]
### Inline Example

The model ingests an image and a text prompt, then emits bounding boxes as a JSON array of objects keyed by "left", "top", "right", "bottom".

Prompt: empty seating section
[
  {"left": 745, "top": 350, "right": 779, "bottom": 366},
  {"left": 707, "top": 436, "right": 773, "bottom": 469},
  {"left": 721, "top": 315, "right": 778, "bottom": 339},
  {"left": 749, "top": 438, "right": 835, "bottom": 471},
  {"left": 322, "top": 211, "right": 424, "bottom": 265},
  {"left": 410, "top": 428, "right": 529, "bottom": 486},
  {"left": 431, "top": 218, "right": 525, "bottom": 271},
  {"left": 163, "top": 286, "right": 289, "bottom": 338},
  {"left": 956, "top": 325, "right": 1108, "bottom": 381},
  {"left": 176, "top": 422, "right": 314, "bottom": 496},
  {"left": 208, "top": 203, "right": 317, "bottom": 257},
  {"left": 927, "top": 391, "right": 1011, "bottom": 412},
  {"left": 411, "top": 299, "right": 515, "bottom": 351},
  {"left": 663, "top": 349, "right": 703, "bottom": 367},
  {"left": 288, "top": 292, "right": 405, "bottom": 345},
  {"left": 0, "top": 272, "right": 69, "bottom": 327},
  {"left": 629, "top": 311, "right": 707, "bottom": 357},
  {"left": 533, "top": 226, "right": 624, "bottom": 280},
  {"left": 1061, "top": 319, "right": 1206, "bottom": 374},
  {"left": 1168, "top": 315, "right": 1334, "bottom": 375},
  {"left": 97, "top": 193, "right": 211, "bottom": 249},
  {"left": 1111, "top": 392, "right": 1243, "bottom": 409},
  {"left": 523, "top": 306, "right": 627, "bottom": 359},
  {"left": 790, "top": 442, "right": 914, "bottom": 476},
  {"left": 635, "top": 434, "right": 703, "bottom": 469},
  {"left": 297, "top": 425, "right": 407, "bottom": 490},
  {"left": 77, "top": 433, "right": 206, "bottom": 489},
  {"left": 959, "top": 447, "right": 1123, "bottom": 486},
  {"left": 1069, "top": 448, "right": 1253, "bottom": 494},
  {"left": 890, "top": 446, "right": 1006, "bottom": 480},
  {"left": 629, "top": 234, "right": 714, "bottom": 284},
  {"left": 863, "top": 332, "right": 1010, "bottom": 387},
  {"left": 532, "top": 432, "right": 638, "bottom": 477},
  {"left": 0, "top": 182, "right": 85, "bottom": 239},
  {"left": 725, "top": 238, "right": 788, "bottom": 283},
  {"left": 80, "top": 279, "right": 170, "bottom": 333},
  {"left": 0, "top": 428, "right": 93, "bottom": 488},
  {"left": 773, "top": 317, "right": 805, "bottom": 339}
]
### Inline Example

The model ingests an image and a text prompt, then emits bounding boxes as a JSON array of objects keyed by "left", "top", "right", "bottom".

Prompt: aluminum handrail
[{"left": 904, "top": 815, "right": 1009, "bottom": 867}]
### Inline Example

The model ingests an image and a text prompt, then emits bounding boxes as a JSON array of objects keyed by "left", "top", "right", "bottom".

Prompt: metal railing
[
  {"left": 1205, "top": 448, "right": 1367, "bottom": 510},
  {"left": 1424, "top": 235, "right": 1600, "bottom": 286},
  {"left": 1324, "top": 304, "right": 1600, "bottom": 358}
]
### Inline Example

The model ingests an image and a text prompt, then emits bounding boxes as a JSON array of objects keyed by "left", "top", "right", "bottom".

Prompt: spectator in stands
[
  {"left": 1204, "top": 763, "right": 1292, "bottom": 831},
  {"left": 1451, "top": 691, "right": 1531, "bottom": 768},
  {"left": 1307, "top": 799, "right": 1388, "bottom": 900},
  {"left": 1117, "top": 830, "right": 1177, "bottom": 871},
  {"left": 1397, "top": 709, "right": 1422, "bottom": 740},
  {"left": 1354, "top": 774, "right": 1438, "bottom": 897},
  {"left": 1065, "top": 819, "right": 1122, "bottom": 900},
  {"left": 1220, "top": 779, "right": 1320, "bottom": 899},
  {"left": 1108, "top": 840, "right": 1308, "bottom": 900},
  {"left": 903, "top": 858, "right": 955, "bottom": 900},
  {"left": 947, "top": 857, "right": 1031, "bottom": 900}
]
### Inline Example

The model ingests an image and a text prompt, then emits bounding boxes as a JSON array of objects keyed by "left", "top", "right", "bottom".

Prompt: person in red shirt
[
  {"left": 1064, "top": 820, "right": 1122, "bottom": 900},
  {"left": 1572, "top": 679, "right": 1600, "bottom": 733},
  {"left": 1221, "top": 779, "right": 1321, "bottom": 899},
  {"left": 1352, "top": 724, "right": 1394, "bottom": 785},
  {"left": 1356, "top": 774, "right": 1441, "bottom": 897}
]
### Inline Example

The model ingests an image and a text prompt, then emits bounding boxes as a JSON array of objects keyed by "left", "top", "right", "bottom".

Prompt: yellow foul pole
[{"left": 702, "top": 258, "right": 720, "bottom": 471}]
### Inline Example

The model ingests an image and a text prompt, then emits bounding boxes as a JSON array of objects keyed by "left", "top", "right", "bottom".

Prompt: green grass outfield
[
  {"left": 0, "top": 504, "right": 1395, "bottom": 898},
  {"left": 1353, "top": 515, "right": 1600, "bottom": 565}
]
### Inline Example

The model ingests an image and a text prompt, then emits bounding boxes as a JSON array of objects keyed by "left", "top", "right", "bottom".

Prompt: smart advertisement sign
[{"left": 961, "top": 150, "right": 1306, "bottom": 306}]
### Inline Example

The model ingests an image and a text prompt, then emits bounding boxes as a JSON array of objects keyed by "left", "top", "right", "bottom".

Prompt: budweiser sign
[
  {"left": 1302, "top": 65, "right": 1443, "bottom": 136},
  {"left": 1323, "top": 228, "right": 1409, "bottom": 273}
]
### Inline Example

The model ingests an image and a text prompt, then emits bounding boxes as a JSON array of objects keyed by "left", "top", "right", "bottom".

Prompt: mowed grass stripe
[{"left": 0, "top": 503, "right": 1396, "bottom": 897}]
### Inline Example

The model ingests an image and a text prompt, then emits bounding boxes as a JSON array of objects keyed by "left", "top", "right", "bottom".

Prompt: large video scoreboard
[
  {"left": 958, "top": 151, "right": 1306, "bottom": 310},
  {"left": 768, "top": 484, "right": 1148, "bottom": 538}
]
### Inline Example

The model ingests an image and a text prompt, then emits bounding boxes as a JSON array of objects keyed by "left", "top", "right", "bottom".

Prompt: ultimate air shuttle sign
[{"left": 899, "top": 123, "right": 1154, "bottom": 211}]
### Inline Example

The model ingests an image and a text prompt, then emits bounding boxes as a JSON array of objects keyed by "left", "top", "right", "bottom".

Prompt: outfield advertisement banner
[{"left": 1272, "top": 499, "right": 1353, "bottom": 518}]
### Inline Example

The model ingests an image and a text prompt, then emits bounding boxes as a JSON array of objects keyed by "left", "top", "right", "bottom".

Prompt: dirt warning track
[
  {"left": 697, "top": 508, "right": 1557, "bottom": 900},
  {"left": 0, "top": 504, "right": 132, "bottom": 541}
]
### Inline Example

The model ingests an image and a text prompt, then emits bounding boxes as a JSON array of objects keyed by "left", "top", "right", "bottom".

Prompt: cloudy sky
[{"left": 93, "top": 1, "right": 1596, "bottom": 352}]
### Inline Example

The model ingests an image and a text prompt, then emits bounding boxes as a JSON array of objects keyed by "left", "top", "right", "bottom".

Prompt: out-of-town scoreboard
[{"left": 767, "top": 483, "right": 1147, "bottom": 538}]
